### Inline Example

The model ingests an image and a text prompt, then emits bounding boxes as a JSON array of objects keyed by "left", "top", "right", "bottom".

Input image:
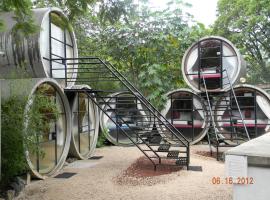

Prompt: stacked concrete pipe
[
  {"left": 213, "top": 84, "right": 270, "bottom": 139},
  {"left": 0, "top": 8, "right": 99, "bottom": 179},
  {"left": 182, "top": 36, "right": 246, "bottom": 93},
  {"left": 0, "top": 78, "right": 71, "bottom": 179},
  {"left": 99, "top": 91, "right": 151, "bottom": 146},
  {"left": 163, "top": 36, "right": 249, "bottom": 144},
  {"left": 65, "top": 85, "right": 99, "bottom": 159},
  {"left": 0, "top": 7, "right": 78, "bottom": 87},
  {"left": 161, "top": 89, "right": 209, "bottom": 144}
]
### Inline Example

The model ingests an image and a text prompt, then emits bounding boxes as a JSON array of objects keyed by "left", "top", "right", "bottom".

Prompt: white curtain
[
  {"left": 193, "top": 98, "right": 204, "bottom": 119},
  {"left": 256, "top": 95, "right": 270, "bottom": 119}
]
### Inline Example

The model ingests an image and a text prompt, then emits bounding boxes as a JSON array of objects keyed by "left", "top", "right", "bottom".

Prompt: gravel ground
[{"left": 16, "top": 145, "right": 232, "bottom": 200}]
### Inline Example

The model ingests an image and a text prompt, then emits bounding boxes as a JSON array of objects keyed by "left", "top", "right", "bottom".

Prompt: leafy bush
[
  {"left": 96, "top": 128, "right": 109, "bottom": 148},
  {"left": 1, "top": 96, "right": 28, "bottom": 186},
  {"left": 1, "top": 88, "right": 60, "bottom": 186}
]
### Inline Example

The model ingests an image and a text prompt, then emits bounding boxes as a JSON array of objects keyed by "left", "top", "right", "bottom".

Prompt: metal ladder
[
  {"left": 49, "top": 57, "right": 190, "bottom": 170},
  {"left": 200, "top": 69, "right": 250, "bottom": 160}
]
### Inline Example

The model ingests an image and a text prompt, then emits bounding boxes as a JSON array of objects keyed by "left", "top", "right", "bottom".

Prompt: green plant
[
  {"left": 24, "top": 91, "right": 60, "bottom": 158},
  {"left": 1, "top": 86, "right": 60, "bottom": 186},
  {"left": 50, "top": 12, "right": 73, "bottom": 33},
  {"left": 1, "top": 96, "right": 28, "bottom": 186},
  {"left": 213, "top": 0, "right": 270, "bottom": 84},
  {"left": 96, "top": 128, "right": 108, "bottom": 148}
]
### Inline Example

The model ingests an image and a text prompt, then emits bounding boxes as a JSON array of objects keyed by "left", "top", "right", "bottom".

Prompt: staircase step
[
  {"left": 176, "top": 157, "right": 188, "bottom": 166},
  {"left": 157, "top": 144, "right": 170, "bottom": 152},
  {"left": 139, "top": 131, "right": 156, "bottom": 136},
  {"left": 149, "top": 136, "right": 162, "bottom": 144},
  {"left": 75, "top": 60, "right": 190, "bottom": 170},
  {"left": 167, "top": 151, "right": 180, "bottom": 159}
]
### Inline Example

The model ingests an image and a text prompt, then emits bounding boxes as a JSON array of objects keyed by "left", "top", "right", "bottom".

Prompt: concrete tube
[
  {"left": 99, "top": 92, "right": 150, "bottom": 146},
  {"left": 182, "top": 36, "right": 246, "bottom": 92},
  {"left": 0, "top": 8, "right": 78, "bottom": 86},
  {"left": 1, "top": 78, "right": 71, "bottom": 179},
  {"left": 214, "top": 84, "right": 270, "bottom": 139},
  {"left": 161, "top": 88, "right": 209, "bottom": 144},
  {"left": 65, "top": 85, "right": 99, "bottom": 159}
]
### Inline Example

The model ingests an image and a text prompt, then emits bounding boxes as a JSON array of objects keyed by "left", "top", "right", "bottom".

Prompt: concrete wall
[
  {"left": 225, "top": 133, "right": 270, "bottom": 200},
  {"left": 233, "top": 166, "right": 270, "bottom": 200}
]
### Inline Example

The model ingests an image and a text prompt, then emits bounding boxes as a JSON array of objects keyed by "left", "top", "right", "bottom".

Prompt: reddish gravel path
[{"left": 121, "top": 157, "right": 182, "bottom": 178}]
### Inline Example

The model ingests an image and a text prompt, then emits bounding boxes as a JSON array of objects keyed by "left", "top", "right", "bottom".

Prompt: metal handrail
[
  {"left": 104, "top": 61, "right": 189, "bottom": 146},
  {"left": 223, "top": 69, "right": 250, "bottom": 140},
  {"left": 201, "top": 74, "right": 219, "bottom": 142},
  {"left": 84, "top": 91, "right": 160, "bottom": 167},
  {"left": 48, "top": 56, "right": 190, "bottom": 167},
  {"left": 51, "top": 56, "right": 189, "bottom": 146}
]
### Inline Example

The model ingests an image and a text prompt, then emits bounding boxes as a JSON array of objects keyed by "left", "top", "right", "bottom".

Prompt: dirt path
[{"left": 16, "top": 145, "right": 232, "bottom": 200}]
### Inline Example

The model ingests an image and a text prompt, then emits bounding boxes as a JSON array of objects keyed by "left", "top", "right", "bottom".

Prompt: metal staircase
[
  {"left": 191, "top": 38, "right": 250, "bottom": 160},
  {"left": 48, "top": 57, "right": 190, "bottom": 170},
  {"left": 200, "top": 69, "right": 250, "bottom": 160}
]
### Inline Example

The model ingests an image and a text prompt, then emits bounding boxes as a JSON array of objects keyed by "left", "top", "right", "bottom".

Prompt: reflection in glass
[
  {"left": 163, "top": 91, "right": 207, "bottom": 143},
  {"left": 215, "top": 87, "right": 270, "bottom": 139},
  {"left": 184, "top": 38, "right": 238, "bottom": 91},
  {"left": 72, "top": 92, "right": 96, "bottom": 157},
  {"left": 102, "top": 93, "right": 148, "bottom": 145},
  {"left": 28, "top": 83, "right": 66, "bottom": 174}
]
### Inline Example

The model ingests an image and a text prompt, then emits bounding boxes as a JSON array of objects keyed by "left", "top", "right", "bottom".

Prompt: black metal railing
[
  {"left": 47, "top": 57, "right": 190, "bottom": 169},
  {"left": 200, "top": 68, "right": 251, "bottom": 160}
]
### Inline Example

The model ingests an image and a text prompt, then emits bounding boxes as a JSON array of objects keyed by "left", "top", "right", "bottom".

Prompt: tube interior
[
  {"left": 102, "top": 94, "right": 147, "bottom": 145},
  {"left": 72, "top": 92, "right": 96, "bottom": 157},
  {"left": 184, "top": 38, "right": 238, "bottom": 91},
  {"left": 28, "top": 83, "right": 67, "bottom": 174},
  {"left": 215, "top": 88, "right": 270, "bottom": 139},
  {"left": 164, "top": 91, "right": 206, "bottom": 143},
  {"left": 40, "top": 11, "right": 77, "bottom": 80}
]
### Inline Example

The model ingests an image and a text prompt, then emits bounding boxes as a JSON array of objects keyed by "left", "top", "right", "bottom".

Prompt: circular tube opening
[
  {"left": 182, "top": 36, "right": 245, "bottom": 92},
  {"left": 100, "top": 92, "right": 149, "bottom": 146},
  {"left": 40, "top": 9, "right": 78, "bottom": 86},
  {"left": 161, "top": 89, "right": 208, "bottom": 144},
  {"left": 67, "top": 88, "right": 99, "bottom": 159},
  {"left": 25, "top": 80, "right": 71, "bottom": 179},
  {"left": 0, "top": 8, "right": 78, "bottom": 86},
  {"left": 214, "top": 85, "right": 270, "bottom": 139}
]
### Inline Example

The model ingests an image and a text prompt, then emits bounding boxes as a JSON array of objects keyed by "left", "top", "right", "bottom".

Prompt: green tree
[
  {"left": 0, "top": 0, "right": 37, "bottom": 34},
  {"left": 213, "top": 0, "right": 270, "bottom": 84},
  {"left": 32, "top": 0, "right": 97, "bottom": 21},
  {"left": 79, "top": 0, "right": 209, "bottom": 109},
  {"left": 1, "top": 0, "right": 210, "bottom": 108},
  {"left": 1, "top": 84, "right": 60, "bottom": 185}
]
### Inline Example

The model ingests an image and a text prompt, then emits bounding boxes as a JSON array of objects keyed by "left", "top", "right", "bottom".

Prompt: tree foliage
[
  {"left": 0, "top": 0, "right": 210, "bottom": 109},
  {"left": 213, "top": 0, "right": 270, "bottom": 84},
  {"left": 32, "top": 0, "right": 97, "bottom": 21},
  {"left": 0, "top": 0, "right": 37, "bottom": 34},
  {"left": 1, "top": 89, "right": 60, "bottom": 186},
  {"left": 78, "top": 0, "right": 209, "bottom": 109}
]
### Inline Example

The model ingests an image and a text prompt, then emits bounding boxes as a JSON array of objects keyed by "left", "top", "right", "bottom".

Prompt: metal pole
[
  {"left": 254, "top": 91, "right": 257, "bottom": 138},
  {"left": 78, "top": 92, "right": 81, "bottom": 153},
  {"left": 88, "top": 95, "right": 91, "bottom": 150},
  {"left": 219, "top": 40, "right": 223, "bottom": 89},
  {"left": 198, "top": 42, "right": 201, "bottom": 90},
  {"left": 49, "top": 13, "right": 52, "bottom": 78},
  {"left": 224, "top": 69, "right": 250, "bottom": 140}
]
